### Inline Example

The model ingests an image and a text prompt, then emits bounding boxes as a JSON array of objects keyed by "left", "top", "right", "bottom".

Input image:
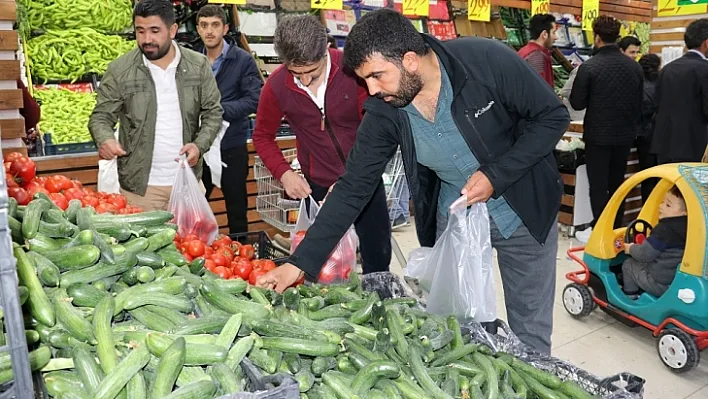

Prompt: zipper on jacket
[
  {"left": 324, "top": 117, "right": 347, "bottom": 166},
  {"left": 464, "top": 110, "right": 492, "bottom": 157}
]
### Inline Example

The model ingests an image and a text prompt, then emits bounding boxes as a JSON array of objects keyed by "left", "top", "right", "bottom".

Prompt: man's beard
[
  {"left": 140, "top": 41, "right": 171, "bottom": 61},
  {"left": 374, "top": 68, "right": 423, "bottom": 109}
]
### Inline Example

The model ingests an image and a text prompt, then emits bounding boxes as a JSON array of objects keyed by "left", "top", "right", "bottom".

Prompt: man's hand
[
  {"left": 461, "top": 171, "right": 494, "bottom": 205},
  {"left": 624, "top": 243, "right": 633, "bottom": 254},
  {"left": 98, "top": 139, "right": 126, "bottom": 160},
  {"left": 177, "top": 143, "right": 200, "bottom": 167},
  {"left": 281, "top": 170, "right": 312, "bottom": 199},
  {"left": 256, "top": 263, "right": 305, "bottom": 294}
]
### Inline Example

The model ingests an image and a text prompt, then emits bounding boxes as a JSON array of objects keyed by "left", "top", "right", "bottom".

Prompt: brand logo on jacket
[{"left": 474, "top": 101, "right": 495, "bottom": 118}]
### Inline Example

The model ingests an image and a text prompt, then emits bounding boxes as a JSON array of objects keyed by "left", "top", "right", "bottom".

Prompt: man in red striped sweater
[
  {"left": 252, "top": 15, "right": 391, "bottom": 276},
  {"left": 517, "top": 13, "right": 557, "bottom": 88}
]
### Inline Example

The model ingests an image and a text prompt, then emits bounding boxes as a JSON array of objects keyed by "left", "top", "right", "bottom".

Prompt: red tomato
[
  {"left": 95, "top": 203, "right": 117, "bottom": 214},
  {"left": 318, "top": 267, "right": 338, "bottom": 284},
  {"left": 81, "top": 195, "right": 100, "bottom": 208},
  {"left": 204, "top": 259, "right": 217, "bottom": 272},
  {"left": 241, "top": 244, "right": 255, "bottom": 260},
  {"left": 211, "top": 253, "right": 228, "bottom": 268},
  {"left": 218, "top": 247, "right": 234, "bottom": 262},
  {"left": 3, "top": 162, "right": 10, "bottom": 173},
  {"left": 213, "top": 266, "right": 232, "bottom": 279},
  {"left": 249, "top": 269, "right": 268, "bottom": 285},
  {"left": 108, "top": 194, "right": 127, "bottom": 210},
  {"left": 7, "top": 187, "right": 31, "bottom": 205},
  {"left": 232, "top": 258, "right": 253, "bottom": 280},
  {"left": 291, "top": 231, "right": 307, "bottom": 251},
  {"left": 34, "top": 176, "right": 48, "bottom": 185},
  {"left": 184, "top": 234, "right": 199, "bottom": 243},
  {"left": 185, "top": 240, "right": 206, "bottom": 258},
  {"left": 183, "top": 253, "right": 193, "bottom": 262},
  {"left": 260, "top": 260, "right": 277, "bottom": 273},
  {"left": 5, "top": 173, "right": 18, "bottom": 188},
  {"left": 9, "top": 157, "right": 36, "bottom": 186},
  {"left": 204, "top": 247, "right": 215, "bottom": 257},
  {"left": 71, "top": 180, "right": 83, "bottom": 189},
  {"left": 212, "top": 235, "right": 232, "bottom": 250},
  {"left": 49, "top": 193, "right": 69, "bottom": 211},
  {"left": 44, "top": 177, "right": 64, "bottom": 194},
  {"left": 4, "top": 152, "right": 24, "bottom": 163},
  {"left": 59, "top": 178, "right": 73, "bottom": 191},
  {"left": 174, "top": 233, "right": 182, "bottom": 243},
  {"left": 26, "top": 183, "right": 49, "bottom": 197},
  {"left": 63, "top": 187, "right": 85, "bottom": 201},
  {"left": 231, "top": 241, "right": 243, "bottom": 257}
]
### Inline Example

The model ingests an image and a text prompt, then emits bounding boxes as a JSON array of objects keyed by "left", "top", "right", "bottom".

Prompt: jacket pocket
[{"left": 121, "top": 80, "right": 150, "bottom": 126}]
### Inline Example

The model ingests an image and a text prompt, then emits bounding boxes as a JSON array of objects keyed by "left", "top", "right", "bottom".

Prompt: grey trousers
[
  {"left": 622, "top": 260, "right": 668, "bottom": 298},
  {"left": 437, "top": 216, "right": 558, "bottom": 355}
]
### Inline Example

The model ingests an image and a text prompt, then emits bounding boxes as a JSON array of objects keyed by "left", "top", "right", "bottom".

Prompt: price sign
[
  {"left": 402, "top": 0, "right": 429, "bottom": 16},
  {"left": 208, "top": 0, "right": 246, "bottom": 4},
  {"left": 311, "top": 0, "right": 343, "bottom": 10},
  {"left": 467, "top": 0, "right": 490, "bottom": 21},
  {"left": 658, "top": 0, "right": 707, "bottom": 16},
  {"left": 531, "top": 0, "right": 549, "bottom": 15},
  {"left": 581, "top": 0, "right": 599, "bottom": 31}
]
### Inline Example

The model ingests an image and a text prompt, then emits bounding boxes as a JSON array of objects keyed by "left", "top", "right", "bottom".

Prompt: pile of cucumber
[{"left": 4, "top": 196, "right": 601, "bottom": 399}]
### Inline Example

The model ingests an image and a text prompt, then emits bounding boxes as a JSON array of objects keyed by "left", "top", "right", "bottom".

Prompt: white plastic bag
[
  {"left": 168, "top": 156, "right": 219, "bottom": 244},
  {"left": 203, "top": 121, "right": 230, "bottom": 188},
  {"left": 290, "top": 196, "right": 358, "bottom": 284},
  {"left": 97, "top": 158, "right": 120, "bottom": 194},
  {"left": 405, "top": 196, "right": 496, "bottom": 322}
]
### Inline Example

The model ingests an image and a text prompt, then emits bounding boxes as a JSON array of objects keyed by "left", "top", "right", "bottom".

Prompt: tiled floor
[{"left": 388, "top": 222, "right": 708, "bottom": 399}]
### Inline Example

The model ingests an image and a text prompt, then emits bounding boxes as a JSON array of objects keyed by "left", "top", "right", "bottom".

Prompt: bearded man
[
  {"left": 518, "top": 13, "right": 558, "bottom": 87},
  {"left": 256, "top": 8, "right": 569, "bottom": 355},
  {"left": 89, "top": 0, "right": 223, "bottom": 211}
]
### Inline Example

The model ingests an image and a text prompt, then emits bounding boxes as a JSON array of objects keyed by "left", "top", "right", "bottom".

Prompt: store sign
[
  {"left": 581, "top": 0, "right": 599, "bottom": 31},
  {"left": 658, "top": 0, "right": 707, "bottom": 15},
  {"left": 467, "top": 0, "right": 490, "bottom": 22},
  {"left": 311, "top": 0, "right": 343, "bottom": 10},
  {"left": 402, "top": 0, "right": 429, "bottom": 17},
  {"left": 208, "top": 0, "right": 246, "bottom": 4},
  {"left": 531, "top": 0, "right": 550, "bottom": 15}
]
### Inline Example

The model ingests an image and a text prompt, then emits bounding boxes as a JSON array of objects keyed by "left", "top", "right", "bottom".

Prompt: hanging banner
[
  {"left": 311, "top": 0, "right": 343, "bottom": 10},
  {"left": 467, "top": 0, "right": 490, "bottom": 21},
  {"left": 531, "top": 0, "right": 550, "bottom": 15},
  {"left": 402, "top": 0, "right": 429, "bottom": 16},
  {"left": 658, "top": 0, "right": 707, "bottom": 16},
  {"left": 581, "top": 0, "right": 599, "bottom": 31},
  {"left": 208, "top": 0, "right": 246, "bottom": 5}
]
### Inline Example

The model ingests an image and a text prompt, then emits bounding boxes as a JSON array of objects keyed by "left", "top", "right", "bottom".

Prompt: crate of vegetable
[{"left": 6, "top": 195, "right": 644, "bottom": 398}]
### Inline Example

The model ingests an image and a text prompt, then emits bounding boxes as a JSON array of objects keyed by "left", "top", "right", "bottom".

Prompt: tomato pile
[
  {"left": 174, "top": 234, "right": 302, "bottom": 286},
  {"left": 4, "top": 152, "right": 142, "bottom": 214},
  {"left": 291, "top": 230, "right": 353, "bottom": 284}
]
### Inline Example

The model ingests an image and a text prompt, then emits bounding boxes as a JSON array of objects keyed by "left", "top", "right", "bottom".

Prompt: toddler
[{"left": 622, "top": 186, "right": 687, "bottom": 298}]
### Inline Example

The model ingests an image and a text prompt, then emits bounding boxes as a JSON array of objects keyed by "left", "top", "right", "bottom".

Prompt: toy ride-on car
[{"left": 564, "top": 163, "right": 708, "bottom": 373}]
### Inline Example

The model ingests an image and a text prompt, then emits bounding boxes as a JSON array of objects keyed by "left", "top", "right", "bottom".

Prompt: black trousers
[
  {"left": 585, "top": 144, "right": 631, "bottom": 229},
  {"left": 307, "top": 178, "right": 392, "bottom": 274},
  {"left": 635, "top": 136, "right": 657, "bottom": 204},
  {"left": 203, "top": 145, "right": 249, "bottom": 234}
]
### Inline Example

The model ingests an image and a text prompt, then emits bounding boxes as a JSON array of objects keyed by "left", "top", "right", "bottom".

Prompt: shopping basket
[{"left": 253, "top": 149, "right": 300, "bottom": 233}]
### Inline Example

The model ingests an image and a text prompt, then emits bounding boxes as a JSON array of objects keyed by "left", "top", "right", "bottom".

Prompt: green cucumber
[
  {"left": 73, "top": 345, "right": 104, "bottom": 394},
  {"left": 212, "top": 278, "right": 247, "bottom": 295},
  {"left": 67, "top": 283, "right": 109, "bottom": 308},
  {"left": 410, "top": 344, "right": 452, "bottom": 399},
  {"left": 248, "top": 347, "right": 278, "bottom": 374},
  {"left": 511, "top": 358, "right": 562, "bottom": 389},
  {"left": 295, "top": 368, "right": 316, "bottom": 392},
  {"left": 162, "top": 379, "right": 216, "bottom": 399},
  {"left": 126, "top": 372, "right": 147, "bottom": 399},
  {"left": 349, "top": 292, "right": 379, "bottom": 325},
  {"left": 559, "top": 380, "right": 596, "bottom": 399},
  {"left": 516, "top": 369, "right": 569, "bottom": 399},
  {"left": 27, "top": 251, "right": 60, "bottom": 287},
  {"left": 53, "top": 289, "right": 96, "bottom": 344},
  {"left": 44, "top": 371, "right": 84, "bottom": 397},
  {"left": 472, "top": 352, "right": 499, "bottom": 399},
  {"left": 64, "top": 199, "right": 81, "bottom": 223},
  {"left": 22, "top": 198, "right": 51, "bottom": 239},
  {"left": 147, "top": 229, "right": 177, "bottom": 252},
  {"left": 448, "top": 316, "right": 464, "bottom": 350},
  {"left": 157, "top": 248, "right": 187, "bottom": 266},
  {"left": 114, "top": 277, "right": 187, "bottom": 314},
  {"left": 145, "top": 333, "right": 227, "bottom": 365},
  {"left": 199, "top": 281, "right": 271, "bottom": 321},
  {"left": 146, "top": 224, "right": 178, "bottom": 235},
  {"left": 225, "top": 336, "right": 255, "bottom": 370},
  {"left": 215, "top": 314, "right": 243, "bottom": 349},
  {"left": 311, "top": 356, "right": 337, "bottom": 377},
  {"left": 136, "top": 266, "right": 155, "bottom": 283},
  {"left": 60, "top": 252, "right": 138, "bottom": 287},
  {"left": 38, "top": 220, "right": 75, "bottom": 238},
  {"left": 128, "top": 308, "right": 176, "bottom": 333},
  {"left": 91, "top": 211, "right": 174, "bottom": 227},
  {"left": 322, "top": 371, "right": 362, "bottom": 399},
  {"left": 323, "top": 287, "right": 361, "bottom": 305},
  {"left": 26, "top": 233, "right": 61, "bottom": 253},
  {"left": 250, "top": 319, "right": 330, "bottom": 342},
  {"left": 14, "top": 245, "right": 55, "bottom": 326},
  {"left": 211, "top": 362, "right": 242, "bottom": 395},
  {"left": 309, "top": 304, "right": 352, "bottom": 321},
  {"left": 62, "top": 230, "right": 96, "bottom": 249},
  {"left": 170, "top": 316, "right": 230, "bottom": 335},
  {"left": 135, "top": 252, "right": 164, "bottom": 268},
  {"left": 260, "top": 337, "right": 339, "bottom": 357},
  {"left": 123, "top": 237, "right": 150, "bottom": 254},
  {"left": 93, "top": 296, "right": 119, "bottom": 374},
  {"left": 151, "top": 337, "right": 186, "bottom": 398},
  {"left": 350, "top": 360, "right": 400, "bottom": 394},
  {"left": 44, "top": 245, "right": 101, "bottom": 272},
  {"left": 123, "top": 293, "right": 193, "bottom": 313},
  {"left": 93, "top": 345, "right": 151, "bottom": 399}
]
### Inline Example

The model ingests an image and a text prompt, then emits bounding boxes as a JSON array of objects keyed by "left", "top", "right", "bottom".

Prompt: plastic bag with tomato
[
  {"left": 167, "top": 157, "right": 218, "bottom": 245},
  {"left": 404, "top": 197, "right": 496, "bottom": 323},
  {"left": 290, "top": 196, "right": 358, "bottom": 285}
]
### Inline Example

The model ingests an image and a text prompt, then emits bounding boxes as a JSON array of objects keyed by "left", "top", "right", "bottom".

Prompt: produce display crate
[
  {"left": 228, "top": 231, "right": 289, "bottom": 261},
  {"left": 42, "top": 133, "right": 96, "bottom": 156}
]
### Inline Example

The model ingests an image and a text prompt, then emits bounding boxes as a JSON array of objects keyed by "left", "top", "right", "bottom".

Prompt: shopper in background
[
  {"left": 252, "top": 15, "right": 392, "bottom": 276},
  {"left": 618, "top": 36, "right": 642, "bottom": 59},
  {"left": 651, "top": 18, "right": 708, "bottom": 164},
  {"left": 195, "top": 5, "right": 262, "bottom": 234},
  {"left": 637, "top": 54, "right": 660, "bottom": 203},
  {"left": 19, "top": 80, "right": 40, "bottom": 156},
  {"left": 257, "top": 9, "right": 569, "bottom": 354},
  {"left": 517, "top": 13, "right": 557, "bottom": 87},
  {"left": 570, "top": 16, "right": 643, "bottom": 232},
  {"left": 89, "top": 0, "right": 223, "bottom": 211}
]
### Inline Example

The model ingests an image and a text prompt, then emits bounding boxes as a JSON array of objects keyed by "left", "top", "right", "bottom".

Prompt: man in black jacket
[
  {"left": 256, "top": 9, "right": 569, "bottom": 354},
  {"left": 196, "top": 5, "right": 262, "bottom": 234},
  {"left": 570, "top": 16, "right": 643, "bottom": 229},
  {"left": 651, "top": 19, "right": 708, "bottom": 164}
]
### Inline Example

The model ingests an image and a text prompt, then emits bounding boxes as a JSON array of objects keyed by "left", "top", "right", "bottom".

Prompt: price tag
[
  {"left": 531, "top": 0, "right": 549, "bottom": 15},
  {"left": 208, "top": 0, "right": 246, "bottom": 4},
  {"left": 658, "top": 0, "right": 707, "bottom": 15},
  {"left": 467, "top": 0, "right": 490, "bottom": 21},
  {"left": 311, "top": 0, "right": 343, "bottom": 9},
  {"left": 402, "top": 0, "right": 429, "bottom": 17},
  {"left": 581, "top": 0, "right": 599, "bottom": 31}
]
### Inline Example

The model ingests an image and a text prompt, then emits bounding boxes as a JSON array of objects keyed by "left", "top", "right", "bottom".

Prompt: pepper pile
[{"left": 33, "top": 88, "right": 96, "bottom": 145}]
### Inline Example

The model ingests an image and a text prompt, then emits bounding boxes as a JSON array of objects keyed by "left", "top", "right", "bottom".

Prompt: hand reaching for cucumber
[{"left": 256, "top": 263, "right": 304, "bottom": 293}]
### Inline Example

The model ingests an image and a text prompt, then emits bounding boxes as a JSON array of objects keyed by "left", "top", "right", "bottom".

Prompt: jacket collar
[
  {"left": 593, "top": 44, "right": 620, "bottom": 55},
  {"left": 686, "top": 50, "right": 707, "bottom": 60}
]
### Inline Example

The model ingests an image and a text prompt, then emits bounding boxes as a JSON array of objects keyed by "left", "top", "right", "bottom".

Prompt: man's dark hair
[
  {"left": 274, "top": 15, "right": 327, "bottom": 66},
  {"left": 134, "top": 0, "right": 176, "bottom": 26},
  {"left": 529, "top": 14, "right": 555, "bottom": 41},
  {"left": 618, "top": 36, "right": 641, "bottom": 51},
  {"left": 327, "top": 35, "right": 338, "bottom": 49},
  {"left": 638, "top": 54, "right": 660, "bottom": 82},
  {"left": 343, "top": 8, "right": 427, "bottom": 71},
  {"left": 197, "top": 4, "right": 227, "bottom": 25},
  {"left": 592, "top": 15, "right": 621, "bottom": 44},
  {"left": 684, "top": 18, "right": 708, "bottom": 50}
]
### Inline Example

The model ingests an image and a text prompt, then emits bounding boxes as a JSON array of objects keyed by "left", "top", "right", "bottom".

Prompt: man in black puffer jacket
[{"left": 570, "top": 16, "right": 643, "bottom": 228}]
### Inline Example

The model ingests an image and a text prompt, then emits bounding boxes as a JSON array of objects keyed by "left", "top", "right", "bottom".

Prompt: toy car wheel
[
  {"left": 657, "top": 328, "right": 700, "bottom": 373},
  {"left": 562, "top": 283, "right": 594, "bottom": 318}
]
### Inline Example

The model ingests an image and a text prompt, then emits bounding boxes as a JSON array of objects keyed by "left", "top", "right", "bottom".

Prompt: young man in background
[
  {"left": 252, "top": 15, "right": 391, "bottom": 276},
  {"left": 89, "top": 0, "right": 223, "bottom": 211},
  {"left": 618, "top": 36, "right": 642, "bottom": 59},
  {"left": 518, "top": 13, "right": 557, "bottom": 87},
  {"left": 196, "top": 5, "right": 262, "bottom": 234}
]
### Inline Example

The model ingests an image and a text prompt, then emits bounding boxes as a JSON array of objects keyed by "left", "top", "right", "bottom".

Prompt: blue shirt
[
  {"left": 403, "top": 58, "right": 522, "bottom": 239},
  {"left": 206, "top": 40, "right": 230, "bottom": 76}
]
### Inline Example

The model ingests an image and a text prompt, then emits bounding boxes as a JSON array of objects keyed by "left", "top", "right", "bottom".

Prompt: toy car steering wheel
[{"left": 625, "top": 219, "right": 653, "bottom": 245}]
